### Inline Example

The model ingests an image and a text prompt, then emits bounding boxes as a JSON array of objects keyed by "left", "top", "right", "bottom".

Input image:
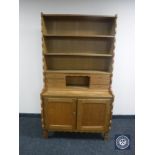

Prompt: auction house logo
[{"left": 115, "top": 135, "right": 130, "bottom": 150}]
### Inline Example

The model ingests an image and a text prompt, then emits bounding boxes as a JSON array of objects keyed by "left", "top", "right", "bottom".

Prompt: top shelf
[
  {"left": 42, "top": 14, "right": 117, "bottom": 36},
  {"left": 42, "top": 13, "right": 117, "bottom": 18}
]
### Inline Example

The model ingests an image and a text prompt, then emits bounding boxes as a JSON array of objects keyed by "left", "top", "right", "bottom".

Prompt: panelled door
[
  {"left": 43, "top": 98, "right": 76, "bottom": 131},
  {"left": 77, "top": 98, "right": 112, "bottom": 132}
]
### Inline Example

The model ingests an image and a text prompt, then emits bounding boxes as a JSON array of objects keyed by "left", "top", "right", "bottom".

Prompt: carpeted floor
[{"left": 19, "top": 116, "right": 135, "bottom": 155}]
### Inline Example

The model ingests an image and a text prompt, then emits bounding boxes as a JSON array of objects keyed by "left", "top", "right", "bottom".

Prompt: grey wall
[{"left": 19, "top": 0, "right": 135, "bottom": 114}]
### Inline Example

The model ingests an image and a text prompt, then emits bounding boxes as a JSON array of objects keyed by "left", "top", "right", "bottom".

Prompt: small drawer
[
  {"left": 91, "top": 74, "right": 111, "bottom": 85},
  {"left": 90, "top": 84, "right": 110, "bottom": 89},
  {"left": 45, "top": 73, "right": 65, "bottom": 80},
  {"left": 46, "top": 79, "right": 65, "bottom": 88}
]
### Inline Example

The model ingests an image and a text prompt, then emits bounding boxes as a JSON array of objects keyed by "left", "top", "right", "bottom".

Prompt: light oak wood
[
  {"left": 43, "top": 98, "right": 76, "bottom": 131},
  {"left": 43, "top": 36, "right": 114, "bottom": 55},
  {"left": 43, "top": 34, "right": 115, "bottom": 38},
  {"left": 44, "top": 53, "right": 113, "bottom": 57},
  {"left": 45, "top": 55, "right": 112, "bottom": 71},
  {"left": 42, "top": 15, "right": 116, "bottom": 36},
  {"left": 45, "top": 70, "right": 112, "bottom": 74},
  {"left": 77, "top": 99, "right": 112, "bottom": 132},
  {"left": 44, "top": 72, "right": 111, "bottom": 90},
  {"left": 42, "top": 89, "right": 113, "bottom": 98},
  {"left": 42, "top": 14, "right": 116, "bottom": 18},
  {"left": 40, "top": 13, "right": 117, "bottom": 139}
]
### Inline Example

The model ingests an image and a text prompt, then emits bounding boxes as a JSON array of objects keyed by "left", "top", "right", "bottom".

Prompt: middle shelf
[
  {"left": 44, "top": 55, "right": 113, "bottom": 72},
  {"left": 42, "top": 36, "right": 114, "bottom": 54}
]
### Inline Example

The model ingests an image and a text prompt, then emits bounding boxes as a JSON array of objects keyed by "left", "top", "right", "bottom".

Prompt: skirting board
[{"left": 19, "top": 113, "right": 135, "bottom": 119}]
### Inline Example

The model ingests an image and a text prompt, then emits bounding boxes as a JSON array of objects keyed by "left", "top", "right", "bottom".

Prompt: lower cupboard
[{"left": 42, "top": 97, "right": 113, "bottom": 139}]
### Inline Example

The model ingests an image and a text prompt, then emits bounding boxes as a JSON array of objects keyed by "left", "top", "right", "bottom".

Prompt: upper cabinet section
[{"left": 41, "top": 14, "right": 117, "bottom": 36}]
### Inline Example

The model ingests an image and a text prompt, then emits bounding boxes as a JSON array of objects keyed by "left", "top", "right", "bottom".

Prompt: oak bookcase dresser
[{"left": 40, "top": 13, "right": 117, "bottom": 140}]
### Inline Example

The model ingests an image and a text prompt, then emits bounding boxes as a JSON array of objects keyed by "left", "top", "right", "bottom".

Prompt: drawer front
[
  {"left": 46, "top": 79, "right": 65, "bottom": 88},
  {"left": 45, "top": 73, "right": 65, "bottom": 89},
  {"left": 45, "top": 73, "right": 65, "bottom": 79},
  {"left": 91, "top": 74, "right": 111, "bottom": 85},
  {"left": 90, "top": 84, "right": 110, "bottom": 89}
]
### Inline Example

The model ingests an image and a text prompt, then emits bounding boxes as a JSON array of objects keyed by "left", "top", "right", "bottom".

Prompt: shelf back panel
[
  {"left": 44, "top": 37, "right": 114, "bottom": 54},
  {"left": 43, "top": 16, "right": 116, "bottom": 36},
  {"left": 45, "top": 56, "right": 112, "bottom": 72}
]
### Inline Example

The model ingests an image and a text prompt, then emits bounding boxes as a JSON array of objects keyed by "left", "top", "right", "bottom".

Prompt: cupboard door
[
  {"left": 77, "top": 99, "right": 112, "bottom": 132},
  {"left": 43, "top": 98, "right": 76, "bottom": 131}
]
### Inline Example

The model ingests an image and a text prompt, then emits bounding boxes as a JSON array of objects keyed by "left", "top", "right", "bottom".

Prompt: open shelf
[
  {"left": 42, "top": 14, "right": 116, "bottom": 36},
  {"left": 66, "top": 76, "right": 90, "bottom": 88},
  {"left": 45, "top": 55, "right": 112, "bottom": 72},
  {"left": 44, "top": 53, "right": 113, "bottom": 57},
  {"left": 43, "top": 36, "right": 114, "bottom": 54}
]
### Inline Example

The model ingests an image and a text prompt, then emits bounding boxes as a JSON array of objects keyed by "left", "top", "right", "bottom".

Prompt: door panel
[
  {"left": 77, "top": 99, "right": 112, "bottom": 132},
  {"left": 43, "top": 98, "right": 76, "bottom": 131}
]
